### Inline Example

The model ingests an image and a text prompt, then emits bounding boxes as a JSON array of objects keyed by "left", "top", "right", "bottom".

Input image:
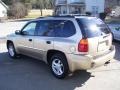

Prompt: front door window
[{"left": 22, "top": 22, "right": 37, "bottom": 36}]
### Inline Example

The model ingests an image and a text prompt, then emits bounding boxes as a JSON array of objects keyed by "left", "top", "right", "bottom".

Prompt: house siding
[
  {"left": 0, "top": 1, "right": 7, "bottom": 18},
  {"left": 85, "top": 0, "right": 105, "bottom": 14},
  {"left": 55, "top": 0, "right": 120, "bottom": 15},
  {"left": 55, "top": 0, "right": 105, "bottom": 15}
]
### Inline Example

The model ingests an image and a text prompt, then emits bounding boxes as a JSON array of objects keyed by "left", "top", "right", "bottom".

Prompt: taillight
[{"left": 78, "top": 39, "right": 88, "bottom": 52}]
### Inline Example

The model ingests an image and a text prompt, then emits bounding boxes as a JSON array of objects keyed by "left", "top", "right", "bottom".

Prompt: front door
[{"left": 17, "top": 22, "right": 37, "bottom": 56}]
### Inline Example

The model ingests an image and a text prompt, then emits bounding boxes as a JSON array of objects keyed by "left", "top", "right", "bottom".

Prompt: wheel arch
[
  {"left": 7, "top": 40, "right": 13, "bottom": 49},
  {"left": 47, "top": 50, "right": 67, "bottom": 64}
]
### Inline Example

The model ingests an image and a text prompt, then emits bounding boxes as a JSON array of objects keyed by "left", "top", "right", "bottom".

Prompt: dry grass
[{"left": 25, "top": 9, "right": 53, "bottom": 19}]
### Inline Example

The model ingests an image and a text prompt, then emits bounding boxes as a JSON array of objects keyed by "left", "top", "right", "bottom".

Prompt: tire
[
  {"left": 49, "top": 53, "right": 69, "bottom": 79},
  {"left": 7, "top": 42, "right": 19, "bottom": 58}
]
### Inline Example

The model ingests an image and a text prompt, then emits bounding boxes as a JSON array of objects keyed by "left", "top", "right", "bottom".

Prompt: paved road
[{"left": 0, "top": 21, "right": 120, "bottom": 90}]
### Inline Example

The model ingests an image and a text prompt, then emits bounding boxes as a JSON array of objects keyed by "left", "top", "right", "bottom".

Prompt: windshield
[{"left": 76, "top": 17, "right": 110, "bottom": 38}]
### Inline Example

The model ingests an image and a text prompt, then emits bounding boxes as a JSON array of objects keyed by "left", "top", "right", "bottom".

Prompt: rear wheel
[
  {"left": 7, "top": 43, "right": 19, "bottom": 58},
  {"left": 50, "top": 53, "right": 69, "bottom": 79}
]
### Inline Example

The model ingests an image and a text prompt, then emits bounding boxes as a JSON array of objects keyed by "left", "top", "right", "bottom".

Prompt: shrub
[{"left": 7, "top": 2, "right": 28, "bottom": 19}]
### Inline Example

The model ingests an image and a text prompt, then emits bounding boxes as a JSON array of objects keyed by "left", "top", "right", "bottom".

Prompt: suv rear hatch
[{"left": 76, "top": 17, "right": 112, "bottom": 56}]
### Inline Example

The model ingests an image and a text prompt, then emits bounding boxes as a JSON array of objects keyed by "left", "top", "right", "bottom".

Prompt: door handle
[
  {"left": 46, "top": 41, "right": 51, "bottom": 44},
  {"left": 28, "top": 39, "right": 32, "bottom": 42}
]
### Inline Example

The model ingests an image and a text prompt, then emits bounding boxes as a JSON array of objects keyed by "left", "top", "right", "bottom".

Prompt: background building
[
  {"left": 55, "top": 0, "right": 105, "bottom": 16},
  {"left": 0, "top": 0, "right": 8, "bottom": 19}
]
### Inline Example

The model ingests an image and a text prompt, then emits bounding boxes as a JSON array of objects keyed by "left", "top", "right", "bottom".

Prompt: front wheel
[
  {"left": 50, "top": 53, "right": 69, "bottom": 79},
  {"left": 7, "top": 43, "right": 19, "bottom": 58}
]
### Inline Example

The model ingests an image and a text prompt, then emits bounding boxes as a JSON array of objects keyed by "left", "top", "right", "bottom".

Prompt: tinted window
[
  {"left": 76, "top": 18, "right": 110, "bottom": 38},
  {"left": 22, "top": 22, "right": 37, "bottom": 35},
  {"left": 53, "top": 20, "right": 76, "bottom": 37},
  {"left": 36, "top": 20, "right": 54, "bottom": 37}
]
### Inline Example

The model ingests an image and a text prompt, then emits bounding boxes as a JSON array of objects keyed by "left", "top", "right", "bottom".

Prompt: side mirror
[{"left": 15, "top": 30, "right": 21, "bottom": 35}]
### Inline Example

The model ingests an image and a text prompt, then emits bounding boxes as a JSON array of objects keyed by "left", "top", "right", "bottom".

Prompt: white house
[
  {"left": 55, "top": 0, "right": 105, "bottom": 16},
  {"left": 0, "top": 0, "right": 8, "bottom": 19}
]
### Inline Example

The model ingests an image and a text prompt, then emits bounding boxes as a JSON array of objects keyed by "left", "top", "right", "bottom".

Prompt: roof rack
[
  {"left": 36, "top": 14, "right": 91, "bottom": 19},
  {"left": 58, "top": 14, "right": 89, "bottom": 16},
  {"left": 54, "top": 14, "right": 91, "bottom": 17},
  {"left": 37, "top": 15, "right": 74, "bottom": 19}
]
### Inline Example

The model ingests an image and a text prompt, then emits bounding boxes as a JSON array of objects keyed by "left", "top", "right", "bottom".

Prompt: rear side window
[
  {"left": 76, "top": 18, "right": 110, "bottom": 38},
  {"left": 53, "top": 20, "right": 76, "bottom": 37}
]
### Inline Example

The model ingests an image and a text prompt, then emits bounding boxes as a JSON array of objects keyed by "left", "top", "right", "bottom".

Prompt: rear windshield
[{"left": 76, "top": 18, "right": 110, "bottom": 38}]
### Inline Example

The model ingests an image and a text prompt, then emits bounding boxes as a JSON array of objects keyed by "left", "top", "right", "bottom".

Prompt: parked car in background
[
  {"left": 108, "top": 24, "right": 120, "bottom": 41},
  {"left": 6, "top": 15, "right": 115, "bottom": 79},
  {"left": 110, "top": 10, "right": 116, "bottom": 17}
]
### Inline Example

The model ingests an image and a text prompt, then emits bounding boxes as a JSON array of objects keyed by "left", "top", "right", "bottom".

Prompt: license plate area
[{"left": 98, "top": 40, "right": 109, "bottom": 51}]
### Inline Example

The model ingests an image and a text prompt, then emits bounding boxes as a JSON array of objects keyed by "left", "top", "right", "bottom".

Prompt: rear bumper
[{"left": 66, "top": 45, "right": 115, "bottom": 72}]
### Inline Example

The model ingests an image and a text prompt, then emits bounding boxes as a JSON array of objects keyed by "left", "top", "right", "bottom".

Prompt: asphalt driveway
[{"left": 0, "top": 41, "right": 120, "bottom": 90}]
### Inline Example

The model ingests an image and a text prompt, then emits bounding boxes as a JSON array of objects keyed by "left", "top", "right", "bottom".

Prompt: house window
[
  {"left": 61, "top": 6, "right": 67, "bottom": 14},
  {"left": 55, "top": 7, "right": 61, "bottom": 15},
  {"left": 69, "top": 6, "right": 82, "bottom": 14},
  {"left": 92, "top": 6, "right": 99, "bottom": 15}
]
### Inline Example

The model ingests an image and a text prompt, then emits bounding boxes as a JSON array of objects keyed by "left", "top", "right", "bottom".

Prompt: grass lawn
[
  {"left": 25, "top": 9, "right": 53, "bottom": 19},
  {"left": 25, "top": 15, "right": 41, "bottom": 19}
]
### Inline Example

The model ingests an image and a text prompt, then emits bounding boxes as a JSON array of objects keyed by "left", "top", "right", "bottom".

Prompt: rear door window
[
  {"left": 36, "top": 20, "right": 54, "bottom": 37},
  {"left": 53, "top": 20, "right": 76, "bottom": 37},
  {"left": 76, "top": 18, "right": 110, "bottom": 38}
]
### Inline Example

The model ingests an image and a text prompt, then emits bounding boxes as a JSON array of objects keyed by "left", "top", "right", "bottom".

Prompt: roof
[
  {"left": 0, "top": 0, "right": 8, "bottom": 9},
  {"left": 31, "top": 15, "right": 95, "bottom": 22}
]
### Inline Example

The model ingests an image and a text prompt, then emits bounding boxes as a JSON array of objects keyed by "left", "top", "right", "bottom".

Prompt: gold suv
[{"left": 7, "top": 16, "right": 115, "bottom": 79}]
